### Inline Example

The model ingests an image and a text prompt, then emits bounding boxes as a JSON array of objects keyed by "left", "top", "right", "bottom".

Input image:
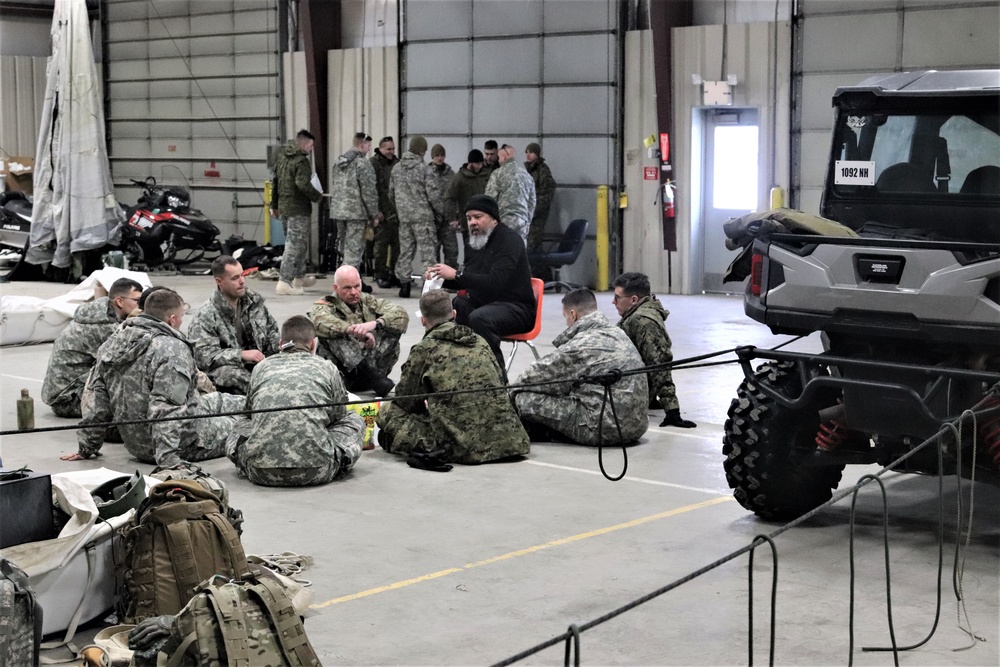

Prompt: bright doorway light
[{"left": 713, "top": 125, "right": 759, "bottom": 210}]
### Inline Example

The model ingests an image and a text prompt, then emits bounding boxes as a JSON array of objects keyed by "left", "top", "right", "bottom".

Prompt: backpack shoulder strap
[
  {"left": 203, "top": 584, "right": 252, "bottom": 667},
  {"left": 247, "top": 577, "right": 320, "bottom": 666},
  {"left": 203, "top": 513, "right": 250, "bottom": 577}
]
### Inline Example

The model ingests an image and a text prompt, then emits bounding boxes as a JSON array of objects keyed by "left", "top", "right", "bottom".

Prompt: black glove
[
  {"left": 406, "top": 449, "right": 453, "bottom": 472},
  {"left": 129, "top": 615, "right": 175, "bottom": 650},
  {"left": 660, "top": 409, "right": 697, "bottom": 429}
]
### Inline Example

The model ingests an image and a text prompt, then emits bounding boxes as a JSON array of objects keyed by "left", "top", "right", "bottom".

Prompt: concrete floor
[{"left": 1, "top": 274, "right": 997, "bottom": 666}]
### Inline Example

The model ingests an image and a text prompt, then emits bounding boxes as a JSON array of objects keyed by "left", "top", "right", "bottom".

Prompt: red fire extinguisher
[{"left": 663, "top": 179, "right": 675, "bottom": 218}]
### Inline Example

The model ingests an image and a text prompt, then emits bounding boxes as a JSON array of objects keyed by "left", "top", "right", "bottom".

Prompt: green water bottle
[{"left": 16, "top": 388, "right": 34, "bottom": 431}]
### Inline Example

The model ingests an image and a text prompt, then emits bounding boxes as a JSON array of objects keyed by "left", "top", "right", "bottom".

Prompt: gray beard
[{"left": 468, "top": 226, "right": 493, "bottom": 251}]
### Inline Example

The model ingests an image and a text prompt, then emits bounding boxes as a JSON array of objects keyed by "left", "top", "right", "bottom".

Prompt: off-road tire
[{"left": 723, "top": 361, "right": 845, "bottom": 520}]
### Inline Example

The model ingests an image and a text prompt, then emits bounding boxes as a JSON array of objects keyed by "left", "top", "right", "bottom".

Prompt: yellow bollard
[
  {"left": 769, "top": 185, "right": 785, "bottom": 210},
  {"left": 596, "top": 185, "right": 609, "bottom": 291},
  {"left": 263, "top": 180, "right": 272, "bottom": 245}
]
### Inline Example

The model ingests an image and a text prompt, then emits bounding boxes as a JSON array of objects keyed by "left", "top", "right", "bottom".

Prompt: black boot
[
  {"left": 361, "top": 279, "right": 373, "bottom": 293},
  {"left": 660, "top": 409, "right": 697, "bottom": 428},
  {"left": 376, "top": 276, "right": 394, "bottom": 289},
  {"left": 398, "top": 281, "right": 411, "bottom": 298},
  {"left": 357, "top": 359, "right": 395, "bottom": 397}
]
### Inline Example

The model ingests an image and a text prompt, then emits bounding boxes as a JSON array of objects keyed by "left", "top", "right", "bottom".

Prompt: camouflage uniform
[
  {"left": 226, "top": 348, "right": 364, "bottom": 486},
  {"left": 444, "top": 163, "right": 491, "bottom": 236},
  {"left": 485, "top": 159, "right": 536, "bottom": 242},
  {"left": 526, "top": 157, "right": 557, "bottom": 250},
  {"left": 390, "top": 151, "right": 440, "bottom": 284},
  {"left": 308, "top": 292, "right": 409, "bottom": 377},
  {"left": 330, "top": 147, "right": 379, "bottom": 268},
  {"left": 41, "top": 297, "right": 119, "bottom": 417},
  {"left": 377, "top": 321, "right": 529, "bottom": 463},
  {"left": 514, "top": 311, "right": 648, "bottom": 445},
  {"left": 77, "top": 315, "right": 246, "bottom": 466},
  {"left": 617, "top": 295, "right": 682, "bottom": 413},
  {"left": 186, "top": 288, "right": 280, "bottom": 394},
  {"left": 272, "top": 141, "right": 322, "bottom": 283},
  {"left": 370, "top": 150, "right": 400, "bottom": 281},
  {"left": 427, "top": 161, "right": 459, "bottom": 267}
]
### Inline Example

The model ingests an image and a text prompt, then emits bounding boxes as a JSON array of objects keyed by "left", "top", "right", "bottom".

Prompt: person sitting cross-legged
[
  {"left": 376, "top": 289, "right": 530, "bottom": 465},
  {"left": 226, "top": 316, "right": 365, "bottom": 487},
  {"left": 513, "top": 288, "right": 649, "bottom": 446},
  {"left": 308, "top": 265, "right": 409, "bottom": 397}
]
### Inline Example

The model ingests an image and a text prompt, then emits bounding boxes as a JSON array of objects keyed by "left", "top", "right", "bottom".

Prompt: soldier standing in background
[
  {"left": 330, "top": 132, "right": 380, "bottom": 290},
  {"left": 390, "top": 135, "right": 441, "bottom": 298},
  {"left": 427, "top": 144, "right": 458, "bottom": 267},
  {"left": 42, "top": 277, "right": 144, "bottom": 417},
  {"left": 444, "top": 149, "right": 490, "bottom": 252},
  {"left": 64, "top": 289, "right": 245, "bottom": 466},
  {"left": 371, "top": 136, "right": 400, "bottom": 288},
  {"left": 377, "top": 289, "right": 530, "bottom": 465},
  {"left": 513, "top": 289, "right": 649, "bottom": 446},
  {"left": 613, "top": 272, "right": 697, "bottom": 428},
  {"left": 227, "top": 316, "right": 365, "bottom": 487},
  {"left": 483, "top": 140, "right": 500, "bottom": 173},
  {"left": 187, "top": 255, "right": 280, "bottom": 394},
  {"left": 524, "top": 142, "right": 557, "bottom": 251},
  {"left": 309, "top": 265, "right": 409, "bottom": 397},
  {"left": 272, "top": 129, "right": 323, "bottom": 296},
  {"left": 485, "top": 144, "right": 536, "bottom": 243}
]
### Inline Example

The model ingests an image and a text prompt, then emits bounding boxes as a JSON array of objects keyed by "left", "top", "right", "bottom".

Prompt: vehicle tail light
[{"left": 750, "top": 253, "right": 764, "bottom": 297}]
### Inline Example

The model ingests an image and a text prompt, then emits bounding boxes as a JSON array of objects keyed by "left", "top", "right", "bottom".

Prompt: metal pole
[{"left": 597, "top": 185, "right": 609, "bottom": 291}]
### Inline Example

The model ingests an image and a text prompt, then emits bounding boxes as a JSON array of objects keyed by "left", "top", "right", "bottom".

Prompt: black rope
[
  {"left": 563, "top": 624, "right": 581, "bottom": 667},
  {"left": 747, "top": 534, "right": 778, "bottom": 667},
  {"left": 594, "top": 369, "right": 627, "bottom": 482},
  {"left": 848, "top": 475, "right": 898, "bottom": 667}
]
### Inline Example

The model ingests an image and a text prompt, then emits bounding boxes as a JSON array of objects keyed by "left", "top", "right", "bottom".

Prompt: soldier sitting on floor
[
  {"left": 227, "top": 315, "right": 365, "bottom": 487},
  {"left": 308, "top": 265, "right": 409, "bottom": 398},
  {"left": 376, "top": 289, "right": 530, "bottom": 465},
  {"left": 42, "top": 277, "right": 143, "bottom": 418},
  {"left": 513, "top": 288, "right": 649, "bottom": 446},
  {"left": 187, "top": 255, "right": 280, "bottom": 394}
]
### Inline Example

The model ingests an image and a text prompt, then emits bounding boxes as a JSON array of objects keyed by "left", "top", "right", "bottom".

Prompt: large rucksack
[
  {"left": 149, "top": 464, "right": 244, "bottom": 534},
  {"left": 0, "top": 556, "right": 42, "bottom": 667},
  {"left": 136, "top": 573, "right": 321, "bottom": 667},
  {"left": 116, "top": 480, "right": 250, "bottom": 623}
]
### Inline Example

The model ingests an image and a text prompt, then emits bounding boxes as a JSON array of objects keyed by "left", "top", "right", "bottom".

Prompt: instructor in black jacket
[{"left": 426, "top": 194, "right": 535, "bottom": 375}]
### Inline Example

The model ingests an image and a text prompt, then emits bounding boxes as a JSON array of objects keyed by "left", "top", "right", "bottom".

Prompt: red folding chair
[{"left": 502, "top": 277, "right": 545, "bottom": 373}]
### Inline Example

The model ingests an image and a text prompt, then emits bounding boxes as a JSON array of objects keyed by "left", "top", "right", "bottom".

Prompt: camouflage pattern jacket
[
  {"left": 187, "top": 288, "right": 279, "bottom": 374},
  {"left": 515, "top": 311, "right": 648, "bottom": 444},
  {"left": 240, "top": 350, "right": 360, "bottom": 470},
  {"left": 272, "top": 141, "right": 322, "bottom": 218},
  {"left": 388, "top": 321, "right": 529, "bottom": 463},
  {"left": 330, "top": 147, "right": 379, "bottom": 220},
  {"left": 426, "top": 162, "right": 454, "bottom": 222},
  {"left": 370, "top": 150, "right": 399, "bottom": 221},
  {"left": 485, "top": 159, "right": 536, "bottom": 238},
  {"left": 617, "top": 295, "right": 675, "bottom": 402},
  {"left": 389, "top": 151, "right": 440, "bottom": 223},
  {"left": 526, "top": 158, "right": 556, "bottom": 219},
  {"left": 78, "top": 315, "right": 205, "bottom": 465},
  {"left": 42, "top": 297, "right": 119, "bottom": 407},
  {"left": 308, "top": 293, "right": 409, "bottom": 340},
  {"left": 444, "top": 164, "right": 491, "bottom": 223}
]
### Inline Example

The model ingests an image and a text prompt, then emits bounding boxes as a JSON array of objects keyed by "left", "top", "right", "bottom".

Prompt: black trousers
[{"left": 453, "top": 296, "right": 535, "bottom": 374}]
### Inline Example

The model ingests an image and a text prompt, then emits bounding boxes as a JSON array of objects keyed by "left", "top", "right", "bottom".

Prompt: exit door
[{"left": 702, "top": 108, "right": 759, "bottom": 293}]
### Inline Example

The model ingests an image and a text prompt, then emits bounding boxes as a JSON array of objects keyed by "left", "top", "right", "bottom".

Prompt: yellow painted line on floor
[
  {"left": 525, "top": 460, "right": 727, "bottom": 495},
  {"left": 310, "top": 496, "right": 733, "bottom": 610}
]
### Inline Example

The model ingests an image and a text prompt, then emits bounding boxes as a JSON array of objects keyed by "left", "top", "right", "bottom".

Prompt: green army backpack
[
  {"left": 161, "top": 573, "right": 321, "bottom": 667},
  {"left": 116, "top": 480, "right": 250, "bottom": 624},
  {"left": 0, "top": 557, "right": 42, "bottom": 667}
]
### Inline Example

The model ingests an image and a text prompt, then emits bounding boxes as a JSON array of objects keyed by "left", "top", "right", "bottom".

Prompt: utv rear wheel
[{"left": 723, "top": 362, "right": 845, "bottom": 520}]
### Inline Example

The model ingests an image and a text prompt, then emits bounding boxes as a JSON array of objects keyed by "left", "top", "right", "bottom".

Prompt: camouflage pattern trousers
[
  {"left": 318, "top": 330, "right": 401, "bottom": 377},
  {"left": 394, "top": 218, "right": 437, "bottom": 284},
  {"left": 336, "top": 218, "right": 367, "bottom": 269},
  {"left": 279, "top": 215, "right": 310, "bottom": 283},
  {"left": 435, "top": 217, "right": 460, "bottom": 268},
  {"left": 226, "top": 413, "right": 365, "bottom": 487},
  {"left": 373, "top": 215, "right": 399, "bottom": 279},
  {"left": 175, "top": 392, "right": 246, "bottom": 463},
  {"left": 208, "top": 365, "right": 252, "bottom": 395}
]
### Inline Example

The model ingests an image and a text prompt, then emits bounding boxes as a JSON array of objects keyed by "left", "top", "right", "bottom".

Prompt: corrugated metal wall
[
  {"left": 399, "top": 0, "right": 624, "bottom": 287},
  {"left": 327, "top": 47, "right": 399, "bottom": 163},
  {"left": 104, "top": 0, "right": 281, "bottom": 242},
  {"left": 792, "top": 0, "right": 1000, "bottom": 213},
  {"left": 0, "top": 56, "right": 48, "bottom": 158},
  {"left": 669, "top": 21, "right": 791, "bottom": 295}
]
